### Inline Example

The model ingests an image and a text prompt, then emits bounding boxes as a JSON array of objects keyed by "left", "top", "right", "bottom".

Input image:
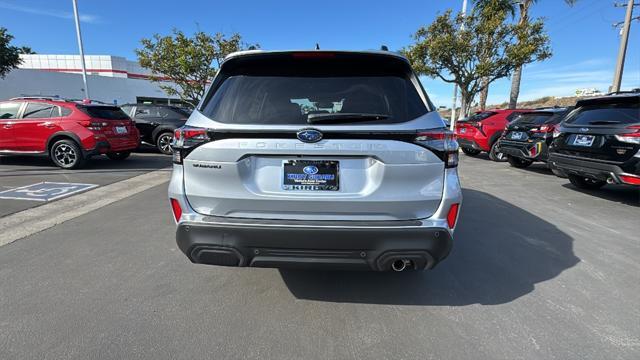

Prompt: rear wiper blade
[
  {"left": 307, "top": 113, "right": 389, "bottom": 124},
  {"left": 588, "top": 120, "right": 621, "bottom": 125}
]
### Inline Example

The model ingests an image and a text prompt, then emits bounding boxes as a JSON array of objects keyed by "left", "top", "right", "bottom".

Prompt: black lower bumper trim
[
  {"left": 549, "top": 153, "right": 627, "bottom": 181},
  {"left": 176, "top": 221, "right": 452, "bottom": 271}
]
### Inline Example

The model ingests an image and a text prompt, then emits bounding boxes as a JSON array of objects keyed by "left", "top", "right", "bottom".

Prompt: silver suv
[{"left": 168, "top": 50, "right": 462, "bottom": 272}]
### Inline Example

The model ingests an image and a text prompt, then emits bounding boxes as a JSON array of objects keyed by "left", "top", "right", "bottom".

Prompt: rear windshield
[
  {"left": 78, "top": 105, "right": 129, "bottom": 120},
  {"left": 564, "top": 102, "right": 639, "bottom": 126},
  {"left": 465, "top": 112, "right": 496, "bottom": 122},
  {"left": 201, "top": 63, "right": 428, "bottom": 125},
  {"left": 512, "top": 112, "right": 554, "bottom": 125}
]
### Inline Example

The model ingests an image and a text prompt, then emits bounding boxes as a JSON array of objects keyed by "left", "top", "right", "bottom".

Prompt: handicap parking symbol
[{"left": 0, "top": 182, "right": 98, "bottom": 202}]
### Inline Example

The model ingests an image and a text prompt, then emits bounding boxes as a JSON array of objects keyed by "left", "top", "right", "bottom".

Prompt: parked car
[
  {"left": 455, "top": 109, "right": 528, "bottom": 161},
  {"left": 549, "top": 93, "right": 640, "bottom": 189},
  {"left": 498, "top": 107, "right": 572, "bottom": 174},
  {"left": 168, "top": 50, "right": 462, "bottom": 272},
  {"left": 120, "top": 104, "right": 190, "bottom": 154},
  {"left": 0, "top": 97, "right": 139, "bottom": 169}
]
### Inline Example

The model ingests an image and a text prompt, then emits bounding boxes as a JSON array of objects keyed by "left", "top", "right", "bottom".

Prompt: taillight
[
  {"left": 79, "top": 120, "right": 108, "bottom": 131},
  {"left": 532, "top": 124, "right": 555, "bottom": 138},
  {"left": 553, "top": 128, "right": 562, "bottom": 138},
  {"left": 619, "top": 174, "right": 640, "bottom": 185},
  {"left": 172, "top": 126, "right": 210, "bottom": 164},
  {"left": 615, "top": 125, "right": 640, "bottom": 145},
  {"left": 415, "top": 129, "right": 459, "bottom": 168},
  {"left": 447, "top": 203, "right": 460, "bottom": 229},
  {"left": 170, "top": 198, "right": 182, "bottom": 222}
]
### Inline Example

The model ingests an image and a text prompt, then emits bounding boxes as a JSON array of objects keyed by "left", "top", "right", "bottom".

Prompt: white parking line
[{"left": 0, "top": 168, "right": 172, "bottom": 248}]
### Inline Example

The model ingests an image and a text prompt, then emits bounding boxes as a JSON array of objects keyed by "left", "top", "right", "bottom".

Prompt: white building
[{"left": 0, "top": 54, "right": 183, "bottom": 105}]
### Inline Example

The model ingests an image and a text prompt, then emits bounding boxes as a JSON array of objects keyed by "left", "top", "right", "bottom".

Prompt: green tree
[
  {"left": 475, "top": 0, "right": 577, "bottom": 109},
  {"left": 0, "top": 27, "right": 22, "bottom": 78},
  {"left": 136, "top": 29, "right": 257, "bottom": 107},
  {"left": 18, "top": 46, "right": 36, "bottom": 54},
  {"left": 403, "top": 3, "right": 551, "bottom": 117}
]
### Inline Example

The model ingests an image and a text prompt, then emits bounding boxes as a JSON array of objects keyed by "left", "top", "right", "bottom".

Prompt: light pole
[
  {"left": 450, "top": 0, "right": 468, "bottom": 131},
  {"left": 611, "top": 0, "right": 637, "bottom": 93},
  {"left": 71, "top": 0, "right": 90, "bottom": 100}
]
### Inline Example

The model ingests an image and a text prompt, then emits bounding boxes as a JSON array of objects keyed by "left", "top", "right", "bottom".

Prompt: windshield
[
  {"left": 201, "top": 75, "right": 428, "bottom": 125},
  {"left": 465, "top": 112, "right": 496, "bottom": 122}
]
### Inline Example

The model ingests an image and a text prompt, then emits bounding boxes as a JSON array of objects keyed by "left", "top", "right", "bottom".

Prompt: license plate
[
  {"left": 115, "top": 126, "right": 128, "bottom": 134},
  {"left": 573, "top": 134, "right": 594, "bottom": 147},
  {"left": 459, "top": 128, "right": 466, "bottom": 134},
  {"left": 283, "top": 160, "right": 339, "bottom": 191},
  {"left": 511, "top": 131, "right": 525, "bottom": 140}
]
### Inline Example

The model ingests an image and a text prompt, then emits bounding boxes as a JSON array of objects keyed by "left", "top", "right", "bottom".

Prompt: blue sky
[{"left": 1, "top": 0, "right": 639, "bottom": 106}]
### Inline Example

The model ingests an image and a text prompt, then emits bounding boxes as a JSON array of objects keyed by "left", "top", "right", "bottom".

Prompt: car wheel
[
  {"left": 461, "top": 147, "right": 481, "bottom": 156},
  {"left": 507, "top": 155, "right": 533, "bottom": 168},
  {"left": 50, "top": 139, "right": 85, "bottom": 169},
  {"left": 156, "top": 131, "right": 174, "bottom": 155},
  {"left": 489, "top": 142, "right": 507, "bottom": 162},
  {"left": 568, "top": 174, "right": 606, "bottom": 190},
  {"left": 106, "top": 151, "right": 131, "bottom": 161}
]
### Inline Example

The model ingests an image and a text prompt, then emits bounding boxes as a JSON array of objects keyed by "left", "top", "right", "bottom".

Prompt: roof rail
[{"left": 10, "top": 96, "right": 64, "bottom": 101}]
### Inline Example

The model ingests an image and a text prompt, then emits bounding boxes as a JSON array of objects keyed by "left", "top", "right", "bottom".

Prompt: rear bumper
[
  {"left": 457, "top": 137, "right": 485, "bottom": 151},
  {"left": 176, "top": 218, "right": 452, "bottom": 271},
  {"left": 499, "top": 139, "right": 549, "bottom": 161},
  {"left": 549, "top": 152, "right": 640, "bottom": 184},
  {"left": 85, "top": 136, "right": 139, "bottom": 156}
]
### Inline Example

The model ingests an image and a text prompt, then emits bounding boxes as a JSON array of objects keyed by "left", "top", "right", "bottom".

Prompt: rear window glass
[
  {"left": 512, "top": 112, "right": 554, "bottom": 125},
  {"left": 78, "top": 105, "right": 129, "bottom": 120},
  {"left": 564, "top": 102, "right": 639, "bottom": 125},
  {"left": 201, "top": 75, "right": 427, "bottom": 125},
  {"left": 466, "top": 112, "right": 496, "bottom": 122}
]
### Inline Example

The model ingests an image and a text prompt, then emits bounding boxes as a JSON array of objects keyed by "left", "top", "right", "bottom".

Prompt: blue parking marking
[{"left": 0, "top": 182, "right": 98, "bottom": 202}]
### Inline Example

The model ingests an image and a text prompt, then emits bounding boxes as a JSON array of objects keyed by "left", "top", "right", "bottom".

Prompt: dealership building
[{"left": 0, "top": 54, "right": 182, "bottom": 105}]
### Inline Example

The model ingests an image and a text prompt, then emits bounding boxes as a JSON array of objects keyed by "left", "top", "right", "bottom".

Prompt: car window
[
  {"left": 60, "top": 107, "right": 72, "bottom": 117},
  {"left": 467, "top": 112, "right": 496, "bottom": 122},
  {"left": 23, "top": 102, "right": 55, "bottom": 119},
  {"left": 77, "top": 105, "right": 129, "bottom": 120},
  {"left": 513, "top": 112, "right": 554, "bottom": 125},
  {"left": 564, "top": 102, "right": 639, "bottom": 125},
  {"left": 120, "top": 105, "right": 133, "bottom": 116},
  {"left": 0, "top": 102, "right": 22, "bottom": 119}
]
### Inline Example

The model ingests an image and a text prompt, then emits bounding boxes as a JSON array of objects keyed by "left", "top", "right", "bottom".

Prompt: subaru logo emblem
[
  {"left": 303, "top": 165, "right": 319, "bottom": 175},
  {"left": 297, "top": 128, "right": 323, "bottom": 143},
  {"left": 580, "top": 128, "right": 589, "bottom": 132}
]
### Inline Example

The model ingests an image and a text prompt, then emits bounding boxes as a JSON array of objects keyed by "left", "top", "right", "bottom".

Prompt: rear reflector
[
  {"left": 170, "top": 198, "right": 182, "bottom": 222},
  {"left": 447, "top": 203, "right": 460, "bottom": 229},
  {"left": 620, "top": 174, "right": 640, "bottom": 185}
]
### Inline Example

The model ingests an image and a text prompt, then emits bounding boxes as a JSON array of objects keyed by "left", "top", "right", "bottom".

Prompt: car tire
[
  {"left": 568, "top": 174, "right": 606, "bottom": 190},
  {"left": 461, "top": 147, "right": 481, "bottom": 156},
  {"left": 488, "top": 142, "right": 507, "bottom": 162},
  {"left": 106, "top": 151, "right": 131, "bottom": 161},
  {"left": 507, "top": 155, "right": 533, "bottom": 168},
  {"left": 156, "top": 131, "right": 174, "bottom": 155},
  {"left": 50, "top": 139, "right": 85, "bottom": 169}
]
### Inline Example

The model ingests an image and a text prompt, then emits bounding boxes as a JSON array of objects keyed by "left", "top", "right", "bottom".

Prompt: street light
[{"left": 71, "top": 0, "right": 90, "bottom": 100}]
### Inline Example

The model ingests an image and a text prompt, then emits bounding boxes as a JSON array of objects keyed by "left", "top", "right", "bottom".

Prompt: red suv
[
  {"left": 455, "top": 109, "right": 528, "bottom": 161},
  {"left": 0, "top": 97, "right": 139, "bottom": 169}
]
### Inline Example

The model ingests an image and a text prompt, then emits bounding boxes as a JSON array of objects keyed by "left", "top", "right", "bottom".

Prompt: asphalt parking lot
[{"left": 0, "top": 153, "right": 638, "bottom": 359}]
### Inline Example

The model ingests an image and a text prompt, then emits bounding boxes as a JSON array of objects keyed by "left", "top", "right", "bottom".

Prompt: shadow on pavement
[
  {"left": 0, "top": 152, "right": 171, "bottom": 175},
  {"left": 560, "top": 183, "right": 639, "bottom": 207},
  {"left": 280, "top": 189, "right": 579, "bottom": 305}
]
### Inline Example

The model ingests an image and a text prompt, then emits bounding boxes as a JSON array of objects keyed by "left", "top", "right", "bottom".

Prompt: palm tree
[{"left": 474, "top": 0, "right": 577, "bottom": 109}]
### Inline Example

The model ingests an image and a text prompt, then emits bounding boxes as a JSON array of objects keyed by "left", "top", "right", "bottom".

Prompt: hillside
[{"left": 438, "top": 96, "right": 583, "bottom": 119}]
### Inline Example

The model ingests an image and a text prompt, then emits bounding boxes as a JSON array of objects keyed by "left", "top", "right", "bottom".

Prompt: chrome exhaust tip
[{"left": 391, "top": 259, "right": 407, "bottom": 272}]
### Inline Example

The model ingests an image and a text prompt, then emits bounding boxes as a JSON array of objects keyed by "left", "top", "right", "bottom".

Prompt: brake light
[
  {"left": 292, "top": 52, "right": 336, "bottom": 59},
  {"left": 619, "top": 174, "right": 640, "bottom": 185},
  {"left": 447, "top": 203, "right": 460, "bottom": 229},
  {"left": 170, "top": 198, "right": 183, "bottom": 222},
  {"left": 615, "top": 125, "right": 640, "bottom": 144},
  {"left": 79, "top": 120, "right": 108, "bottom": 131},
  {"left": 172, "top": 126, "right": 211, "bottom": 164},
  {"left": 415, "top": 129, "right": 459, "bottom": 168}
]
